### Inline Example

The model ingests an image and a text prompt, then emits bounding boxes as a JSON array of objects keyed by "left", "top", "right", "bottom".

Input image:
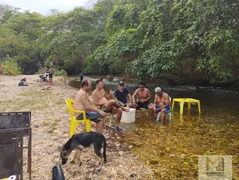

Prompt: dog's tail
[{"left": 103, "top": 136, "right": 107, "bottom": 163}]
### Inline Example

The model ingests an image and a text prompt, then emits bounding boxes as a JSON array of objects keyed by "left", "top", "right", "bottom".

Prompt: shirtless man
[
  {"left": 92, "top": 79, "right": 127, "bottom": 131},
  {"left": 132, "top": 82, "right": 152, "bottom": 109},
  {"left": 153, "top": 87, "right": 171, "bottom": 124},
  {"left": 74, "top": 79, "right": 106, "bottom": 133}
]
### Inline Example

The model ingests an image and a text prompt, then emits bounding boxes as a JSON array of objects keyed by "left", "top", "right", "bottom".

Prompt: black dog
[{"left": 60, "top": 132, "right": 107, "bottom": 168}]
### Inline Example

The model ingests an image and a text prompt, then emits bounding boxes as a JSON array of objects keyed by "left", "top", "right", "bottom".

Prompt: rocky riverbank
[{"left": 0, "top": 75, "right": 153, "bottom": 180}]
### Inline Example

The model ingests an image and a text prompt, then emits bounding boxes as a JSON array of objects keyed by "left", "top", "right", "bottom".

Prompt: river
[{"left": 68, "top": 75, "right": 239, "bottom": 179}]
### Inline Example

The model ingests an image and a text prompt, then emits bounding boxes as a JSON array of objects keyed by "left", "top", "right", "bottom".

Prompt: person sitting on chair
[
  {"left": 92, "top": 79, "right": 128, "bottom": 131},
  {"left": 114, "top": 81, "right": 133, "bottom": 107},
  {"left": 132, "top": 82, "right": 151, "bottom": 109},
  {"left": 153, "top": 87, "right": 171, "bottom": 123},
  {"left": 18, "top": 78, "right": 28, "bottom": 86},
  {"left": 74, "top": 79, "right": 107, "bottom": 133}
]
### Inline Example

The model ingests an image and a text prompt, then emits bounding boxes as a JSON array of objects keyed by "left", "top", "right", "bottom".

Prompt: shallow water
[{"left": 69, "top": 76, "right": 239, "bottom": 179}]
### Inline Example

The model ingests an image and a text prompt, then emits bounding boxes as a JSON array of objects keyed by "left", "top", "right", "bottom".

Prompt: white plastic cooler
[{"left": 121, "top": 108, "right": 136, "bottom": 123}]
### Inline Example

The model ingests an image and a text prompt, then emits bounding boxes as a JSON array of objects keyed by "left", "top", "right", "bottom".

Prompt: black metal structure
[{"left": 0, "top": 112, "right": 32, "bottom": 180}]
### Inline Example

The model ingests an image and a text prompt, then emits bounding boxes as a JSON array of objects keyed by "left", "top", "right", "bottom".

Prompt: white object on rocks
[{"left": 121, "top": 108, "right": 136, "bottom": 123}]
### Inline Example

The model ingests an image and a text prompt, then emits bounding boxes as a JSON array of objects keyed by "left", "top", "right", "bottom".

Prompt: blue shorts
[
  {"left": 76, "top": 111, "right": 103, "bottom": 123},
  {"left": 155, "top": 105, "right": 171, "bottom": 113}
]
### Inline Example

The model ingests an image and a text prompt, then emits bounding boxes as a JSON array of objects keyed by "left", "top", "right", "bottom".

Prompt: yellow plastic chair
[{"left": 65, "top": 99, "right": 91, "bottom": 138}]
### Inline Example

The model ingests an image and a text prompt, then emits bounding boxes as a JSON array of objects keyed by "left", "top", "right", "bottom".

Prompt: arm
[
  {"left": 147, "top": 89, "right": 152, "bottom": 101},
  {"left": 113, "top": 94, "right": 121, "bottom": 104},
  {"left": 132, "top": 89, "right": 139, "bottom": 102},
  {"left": 128, "top": 93, "right": 132, "bottom": 103},
  {"left": 153, "top": 95, "right": 157, "bottom": 109},
  {"left": 103, "top": 89, "right": 113, "bottom": 100},
  {"left": 127, "top": 93, "right": 133, "bottom": 107},
  {"left": 163, "top": 95, "right": 170, "bottom": 107},
  {"left": 113, "top": 90, "right": 117, "bottom": 101},
  {"left": 157, "top": 94, "right": 170, "bottom": 110},
  {"left": 124, "top": 88, "right": 132, "bottom": 103}
]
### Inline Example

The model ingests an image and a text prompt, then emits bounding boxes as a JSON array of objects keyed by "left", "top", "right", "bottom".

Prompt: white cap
[{"left": 155, "top": 87, "right": 162, "bottom": 93}]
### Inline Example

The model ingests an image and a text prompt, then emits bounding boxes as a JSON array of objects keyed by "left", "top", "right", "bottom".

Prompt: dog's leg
[
  {"left": 99, "top": 156, "right": 104, "bottom": 170},
  {"left": 70, "top": 150, "right": 82, "bottom": 166},
  {"left": 70, "top": 150, "right": 77, "bottom": 164},
  {"left": 76, "top": 150, "right": 82, "bottom": 166},
  {"left": 93, "top": 154, "right": 103, "bottom": 172},
  {"left": 93, "top": 144, "right": 104, "bottom": 171}
]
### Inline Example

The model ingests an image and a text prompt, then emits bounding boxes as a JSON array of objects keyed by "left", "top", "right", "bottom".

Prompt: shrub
[
  {"left": 54, "top": 69, "right": 67, "bottom": 77},
  {"left": 36, "top": 66, "right": 47, "bottom": 74},
  {"left": 1, "top": 57, "right": 21, "bottom": 76}
]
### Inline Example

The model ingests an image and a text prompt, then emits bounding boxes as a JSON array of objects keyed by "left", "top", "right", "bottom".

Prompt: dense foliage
[{"left": 0, "top": 0, "right": 238, "bottom": 85}]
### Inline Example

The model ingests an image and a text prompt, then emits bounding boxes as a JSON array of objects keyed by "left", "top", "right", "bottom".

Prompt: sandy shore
[{"left": 0, "top": 75, "right": 153, "bottom": 180}]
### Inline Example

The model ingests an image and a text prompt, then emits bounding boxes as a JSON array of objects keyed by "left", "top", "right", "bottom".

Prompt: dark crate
[{"left": 0, "top": 112, "right": 31, "bottom": 180}]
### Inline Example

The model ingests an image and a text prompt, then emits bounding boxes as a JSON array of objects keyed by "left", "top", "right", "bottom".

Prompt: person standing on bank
[
  {"left": 46, "top": 65, "right": 53, "bottom": 85},
  {"left": 79, "top": 73, "right": 84, "bottom": 82}
]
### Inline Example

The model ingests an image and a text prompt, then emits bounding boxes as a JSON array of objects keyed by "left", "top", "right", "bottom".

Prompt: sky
[{"left": 0, "top": 0, "right": 94, "bottom": 15}]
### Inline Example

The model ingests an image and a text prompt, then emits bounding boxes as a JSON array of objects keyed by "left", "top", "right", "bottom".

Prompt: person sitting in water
[
  {"left": 92, "top": 79, "right": 128, "bottom": 131},
  {"left": 132, "top": 82, "right": 152, "bottom": 109},
  {"left": 18, "top": 78, "right": 28, "bottom": 86},
  {"left": 153, "top": 87, "right": 171, "bottom": 123},
  {"left": 114, "top": 81, "right": 133, "bottom": 107}
]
